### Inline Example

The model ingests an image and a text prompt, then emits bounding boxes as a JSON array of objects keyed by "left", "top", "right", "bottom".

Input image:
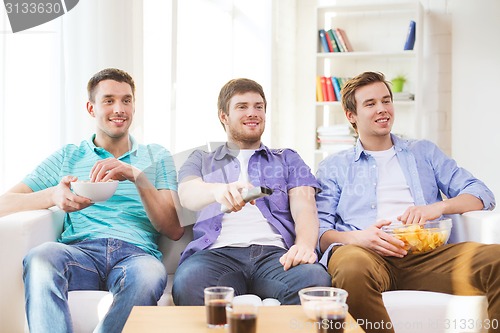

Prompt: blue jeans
[
  {"left": 23, "top": 238, "right": 167, "bottom": 333},
  {"left": 172, "top": 245, "right": 331, "bottom": 305}
]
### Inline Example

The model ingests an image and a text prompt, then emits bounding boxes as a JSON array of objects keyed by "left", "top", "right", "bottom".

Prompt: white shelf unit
[{"left": 314, "top": 1, "right": 423, "bottom": 170}]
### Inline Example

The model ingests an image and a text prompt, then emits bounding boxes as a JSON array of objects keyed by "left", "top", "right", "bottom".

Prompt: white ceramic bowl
[
  {"left": 232, "top": 294, "right": 262, "bottom": 307},
  {"left": 382, "top": 218, "right": 452, "bottom": 254},
  {"left": 298, "top": 287, "right": 348, "bottom": 320},
  {"left": 71, "top": 180, "right": 119, "bottom": 202}
]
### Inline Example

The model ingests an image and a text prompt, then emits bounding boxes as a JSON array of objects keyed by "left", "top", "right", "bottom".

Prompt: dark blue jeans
[
  {"left": 172, "top": 245, "right": 331, "bottom": 305},
  {"left": 23, "top": 238, "right": 167, "bottom": 333}
]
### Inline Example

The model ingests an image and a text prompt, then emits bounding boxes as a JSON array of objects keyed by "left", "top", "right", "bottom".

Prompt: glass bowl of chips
[{"left": 382, "top": 218, "right": 452, "bottom": 254}]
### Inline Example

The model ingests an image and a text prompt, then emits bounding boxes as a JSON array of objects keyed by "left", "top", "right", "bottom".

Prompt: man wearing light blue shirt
[
  {"left": 316, "top": 71, "right": 499, "bottom": 333},
  {"left": 0, "top": 68, "right": 184, "bottom": 333}
]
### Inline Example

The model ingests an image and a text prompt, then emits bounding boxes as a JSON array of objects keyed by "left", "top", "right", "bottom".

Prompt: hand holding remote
[{"left": 221, "top": 186, "right": 273, "bottom": 213}]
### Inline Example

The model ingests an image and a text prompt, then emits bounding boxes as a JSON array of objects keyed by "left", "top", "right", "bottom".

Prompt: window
[
  {"left": 0, "top": 0, "right": 272, "bottom": 192},
  {"left": 0, "top": 14, "right": 63, "bottom": 192},
  {"left": 144, "top": 0, "right": 272, "bottom": 155}
]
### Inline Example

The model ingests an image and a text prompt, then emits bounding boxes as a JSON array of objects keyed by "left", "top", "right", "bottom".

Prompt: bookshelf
[{"left": 313, "top": 1, "right": 423, "bottom": 170}]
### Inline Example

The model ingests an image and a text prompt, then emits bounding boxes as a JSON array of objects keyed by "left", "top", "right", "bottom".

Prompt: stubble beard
[{"left": 228, "top": 126, "right": 264, "bottom": 148}]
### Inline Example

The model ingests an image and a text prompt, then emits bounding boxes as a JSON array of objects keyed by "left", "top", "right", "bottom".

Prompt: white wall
[
  {"left": 419, "top": 0, "right": 452, "bottom": 154},
  {"left": 451, "top": 0, "right": 500, "bottom": 200},
  {"left": 271, "top": 0, "right": 317, "bottom": 153}
]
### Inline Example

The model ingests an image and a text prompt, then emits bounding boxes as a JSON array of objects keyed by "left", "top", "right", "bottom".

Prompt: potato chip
[{"left": 391, "top": 224, "right": 449, "bottom": 254}]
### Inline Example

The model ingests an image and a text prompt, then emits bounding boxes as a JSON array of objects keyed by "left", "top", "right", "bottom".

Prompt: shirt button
[
  {"left": 373, "top": 183, "right": 377, "bottom": 186},
  {"left": 372, "top": 165, "right": 376, "bottom": 168},
  {"left": 371, "top": 205, "right": 376, "bottom": 209}
]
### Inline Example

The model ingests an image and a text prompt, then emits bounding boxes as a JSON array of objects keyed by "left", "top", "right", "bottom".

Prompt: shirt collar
[
  {"left": 86, "top": 134, "right": 138, "bottom": 158},
  {"left": 354, "top": 133, "right": 407, "bottom": 161},
  {"left": 390, "top": 133, "right": 408, "bottom": 152},
  {"left": 213, "top": 142, "right": 270, "bottom": 161}
]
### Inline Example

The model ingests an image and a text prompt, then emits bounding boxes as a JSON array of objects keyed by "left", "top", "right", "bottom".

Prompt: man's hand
[
  {"left": 279, "top": 244, "right": 317, "bottom": 271},
  {"left": 90, "top": 158, "right": 141, "bottom": 183},
  {"left": 52, "top": 176, "right": 92, "bottom": 212},
  {"left": 350, "top": 220, "right": 407, "bottom": 258},
  {"left": 213, "top": 181, "right": 254, "bottom": 213},
  {"left": 398, "top": 203, "right": 444, "bottom": 225}
]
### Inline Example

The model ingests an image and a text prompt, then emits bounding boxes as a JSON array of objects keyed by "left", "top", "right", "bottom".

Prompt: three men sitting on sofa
[{"left": 0, "top": 71, "right": 497, "bottom": 333}]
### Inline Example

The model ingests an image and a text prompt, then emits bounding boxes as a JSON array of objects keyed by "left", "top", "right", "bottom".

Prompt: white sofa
[
  {"left": 0, "top": 207, "right": 194, "bottom": 333},
  {"left": 1, "top": 209, "right": 499, "bottom": 333}
]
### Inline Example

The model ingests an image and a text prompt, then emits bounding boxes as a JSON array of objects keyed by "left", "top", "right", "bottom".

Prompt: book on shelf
[
  {"left": 318, "top": 29, "right": 330, "bottom": 52},
  {"left": 340, "top": 77, "right": 351, "bottom": 87},
  {"left": 330, "top": 29, "right": 345, "bottom": 52},
  {"left": 404, "top": 20, "right": 416, "bottom": 51},
  {"left": 317, "top": 125, "right": 356, "bottom": 153},
  {"left": 318, "top": 125, "right": 352, "bottom": 137},
  {"left": 393, "top": 92, "right": 415, "bottom": 101},
  {"left": 320, "top": 76, "right": 328, "bottom": 102},
  {"left": 325, "top": 77, "right": 337, "bottom": 102},
  {"left": 331, "top": 77, "right": 342, "bottom": 101},
  {"left": 326, "top": 29, "right": 340, "bottom": 52},
  {"left": 316, "top": 76, "right": 352, "bottom": 102},
  {"left": 324, "top": 30, "right": 335, "bottom": 53},
  {"left": 336, "top": 28, "right": 353, "bottom": 52},
  {"left": 316, "top": 76, "right": 324, "bottom": 102},
  {"left": 318, "top": 28, "right": 353, "bottom": 52}
]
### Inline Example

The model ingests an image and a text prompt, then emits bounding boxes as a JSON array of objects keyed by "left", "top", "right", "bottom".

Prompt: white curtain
[
  {"left": 0, "top": 0, "right": 144, "bottom": 192},
  {"left": 0, "top": 12, "right": 64, "bottom": 192}
]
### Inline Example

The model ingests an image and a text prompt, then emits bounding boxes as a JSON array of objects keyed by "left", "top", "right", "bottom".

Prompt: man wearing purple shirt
[{"left": 172, "top": 78, "right": 331, "bottom": 305}]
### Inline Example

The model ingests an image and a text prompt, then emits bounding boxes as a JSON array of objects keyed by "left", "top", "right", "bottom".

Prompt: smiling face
[
  {"left": 219, "top": 91, "right": 265, "bottom": 149},
  {"left": 86, "top": 79, "right": 135, "bottom": 143},
  {"left": 347, "top": 81, "right": 394, "bottom": 150}
]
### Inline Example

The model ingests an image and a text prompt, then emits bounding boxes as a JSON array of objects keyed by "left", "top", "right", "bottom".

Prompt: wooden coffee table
[{"left": 123, "top": 305, "right": 364, "bottom": 333}]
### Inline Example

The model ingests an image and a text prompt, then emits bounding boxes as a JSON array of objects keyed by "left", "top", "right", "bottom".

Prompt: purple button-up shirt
[{"left": 178, "top": 143, "right": 319, "bottom": 265}]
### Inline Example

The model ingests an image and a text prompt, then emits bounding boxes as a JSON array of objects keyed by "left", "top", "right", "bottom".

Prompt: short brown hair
[
  {"left": 341, "top": 72, "right": 393, "bottom": 131},
  {"left": 87, "top": 68, "right": 135, "bottom": 103},
  {"left": 217, "top": 78, "right": 267, "bottom": 129}
]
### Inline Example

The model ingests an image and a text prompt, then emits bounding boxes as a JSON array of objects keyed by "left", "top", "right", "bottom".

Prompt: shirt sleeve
[
  {"left": 22, "top": 148, "right": 65, "bottom": 192},
  {"left": 315, "top": 156, "right": 343, "bottom": 240},
  {"left": 283, "top": 149, "right": 320, "bottom": 191},
  {"left": 149, "top": 144, "right": 178, "bottom": 191},
  {"left": 425, "top": 140, "right": 496, "bottom": 210},
  {"left": 178, "top": 149, "right": 205, "bottom": 183}
]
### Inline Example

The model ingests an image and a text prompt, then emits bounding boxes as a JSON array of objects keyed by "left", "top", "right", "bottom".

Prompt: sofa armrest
[
  {"left": 0, "top": 207, "right": 65, "bottom": 333},
  {"left": 453, "top": 210, "right": 500, "bottom": 244},
  {"left": 0, "top": 206, "right": 65, "bottom": 245}
]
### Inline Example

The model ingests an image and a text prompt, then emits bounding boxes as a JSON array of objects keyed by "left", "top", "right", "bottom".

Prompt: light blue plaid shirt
[
  {"left": 316, "top": 134, "right": 495, "bottom": 266},
  {"left": 23, "top": 135, "right": 177, "bottom": 259}
]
